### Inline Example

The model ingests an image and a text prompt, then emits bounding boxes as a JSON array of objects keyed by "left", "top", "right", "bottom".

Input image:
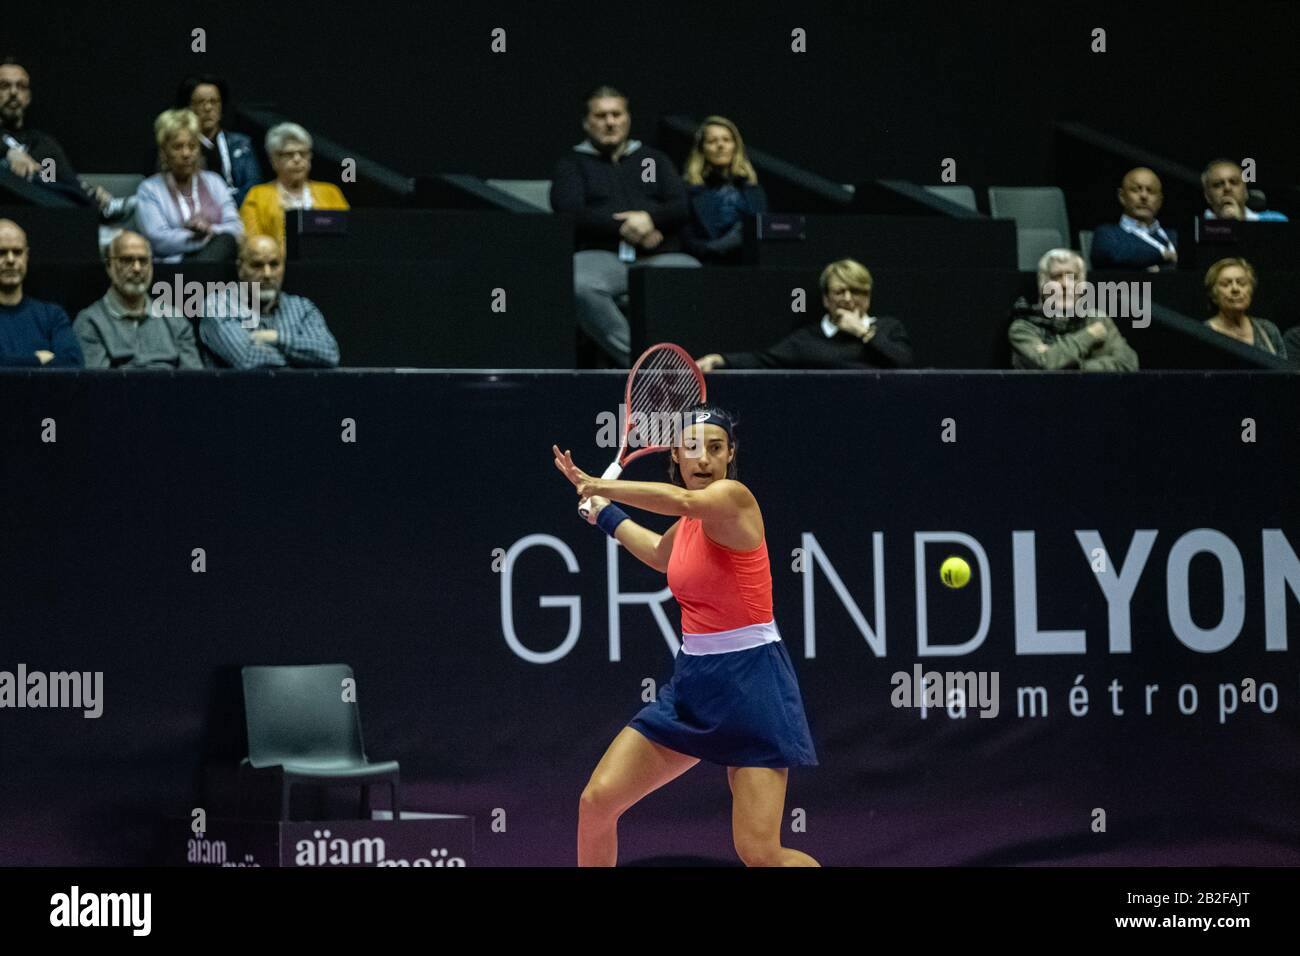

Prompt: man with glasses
[
  {"left": 73, "top": 230, "right": 202, "bottom": 368},
  {"left": 694, "top": 258, "right": 913, "bottom": 370},
  {"left": 0, "top": 57, "right": 122, "bottom": 214},
  {"left": 0, "top": 218, "right": 82, "bottom": 366}
]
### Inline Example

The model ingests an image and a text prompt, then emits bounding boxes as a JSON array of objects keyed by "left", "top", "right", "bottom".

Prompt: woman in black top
[{"left": 680, "top": 116, "right": 768, "bottom": 264}]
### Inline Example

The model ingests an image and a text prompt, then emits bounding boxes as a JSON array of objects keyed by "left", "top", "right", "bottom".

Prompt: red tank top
[{"left": 666, "top": 516, "right": 774, "bottom": 634}]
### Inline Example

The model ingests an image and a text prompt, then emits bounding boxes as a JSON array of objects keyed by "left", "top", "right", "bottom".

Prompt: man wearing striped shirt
[{"left": 200, "top": 234, "right": 340, "bottom": 368}]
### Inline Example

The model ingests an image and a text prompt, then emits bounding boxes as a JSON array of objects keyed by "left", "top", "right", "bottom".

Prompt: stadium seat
[
  {"left": 78, "top": 173, "right": 144, "bottom": 197},
  {"left": 923, "top": 185, "right": 978, "bottom": 212},
  {"left": 486, "top": 179, "right": 553, "bottom": 212},
  {"left": 989, "top": 187, "right": 1072, "bottom": 269},
  {"left": 1079, "top": 229, "right": 1094, "bottom": 267},
  {"left": 1015, "top": 227, "right": 1065, "bottom": 272},
  {"left": 238, "top": 664, "right": 401, "bottom": 821},
  {"left": 81, "top": 173, "right": 144, "bottom": 251}
]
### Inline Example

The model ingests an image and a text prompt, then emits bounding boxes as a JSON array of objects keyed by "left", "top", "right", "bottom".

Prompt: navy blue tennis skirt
[{"left": 629, "top": 639, "right": 818, "bottom": 768}]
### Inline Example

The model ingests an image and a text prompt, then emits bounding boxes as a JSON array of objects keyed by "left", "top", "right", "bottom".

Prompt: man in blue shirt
[
  {"left": 0, "top": 218, "right": 83, "bottom": 367},
  {"left": 1202, "top": 159, "right": 1289, "bottom": 221},
  {"left": 200, "top": 234, "right": 340, "bottom": 368},
  {"left": 1090, "top": 167, "right": 1179, "bottom": 271}
]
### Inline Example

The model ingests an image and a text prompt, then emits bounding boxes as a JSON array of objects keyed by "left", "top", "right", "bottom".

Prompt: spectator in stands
[
  {"left": 0, "top": 57, "right": 124, "bottom": 216},
  {"left": 550, "top": 85, "right": 698, "bottom": 367},
  {"left": 1202, "top": 258, "right": 1286, "bottom": 358},
  {"left": 0, "top": 218, "right": 82, "bottom": 367},
  {"left": 200, "top": 234, "right": 339, "bottom": 368},
  {"left": 136, "top": 109, "right": 242, "bottom": 263},
  {"left": 1202, "top": 159, "right": 1289, "bottom": 221},
  {"left": 1090, "top": 167, "right": 1177, "bottom": 271},
  {"left": 695, "top": 259, "right": 912, "bottom": 370},
  {"left": 176, "top": 74, "right": 260, "bottom": 207},
  {"left": 680, "top": 116, "right": 768, "bottom": 263},
  {"left": 1008, "top": 248, "right": 1139, "bottom": 371},
  {"left": 240, "top": 123, "right": 349, "bottom": 251},
  {"left": 73, "top": 230, "right": 202, "bottom": 369}
]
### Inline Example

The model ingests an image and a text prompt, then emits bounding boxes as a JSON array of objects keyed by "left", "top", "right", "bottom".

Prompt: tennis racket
[{"left": 578, "top": 342, "right": 707, "bottom": 519}]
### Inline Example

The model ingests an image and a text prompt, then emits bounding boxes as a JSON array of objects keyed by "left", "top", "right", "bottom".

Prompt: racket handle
[{"left": 578, "top": 462, "right": 625, "bottom": 519}]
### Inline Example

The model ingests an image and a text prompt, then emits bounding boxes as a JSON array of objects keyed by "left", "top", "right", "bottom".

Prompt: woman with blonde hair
[
  {"left": 135, "top": 109, "right": 243, "bottom": 263},
  {"left": 680, "top": 115, "right": 767, "bottom": 263},
  {"left": 695, "top": 258, "right": 913, "bottom": 370},
  {"left": 1202, "top": 257, "right": 1286, "bottom": 358}
]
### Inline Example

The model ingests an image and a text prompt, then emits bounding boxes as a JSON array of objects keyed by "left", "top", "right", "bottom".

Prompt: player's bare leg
[
  {"left": 727, "top": 766, "right": 820, "bottom": 867},
  {"left": 578, "top": 726, "right": 699, "bottom": 866}
]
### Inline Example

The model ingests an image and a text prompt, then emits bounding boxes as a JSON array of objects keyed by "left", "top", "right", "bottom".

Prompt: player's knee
[
  {"left": 578, "top": 777, "right": 624, "bottom": 820},
  {"left": 733, "top": 834, "right": 782, "bottom": 867}
]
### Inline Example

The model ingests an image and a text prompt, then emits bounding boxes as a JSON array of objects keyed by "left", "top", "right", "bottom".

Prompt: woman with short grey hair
[{"left": 239, "top": 122, "right": 349, "bottom": 248}]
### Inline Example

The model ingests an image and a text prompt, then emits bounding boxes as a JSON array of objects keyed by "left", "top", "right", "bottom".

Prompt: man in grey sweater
[{"left": 74, "top": 231, "right": 203, "bottom": 369}]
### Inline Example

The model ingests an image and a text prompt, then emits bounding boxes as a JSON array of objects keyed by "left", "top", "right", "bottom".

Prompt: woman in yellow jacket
[{"left": 240, "top": 122, "right": 349, "bottom": 249}]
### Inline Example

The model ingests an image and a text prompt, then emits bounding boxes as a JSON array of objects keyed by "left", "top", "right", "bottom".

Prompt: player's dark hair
[{"left": 668, "top": 403, "right": 739, "bottom": 487}]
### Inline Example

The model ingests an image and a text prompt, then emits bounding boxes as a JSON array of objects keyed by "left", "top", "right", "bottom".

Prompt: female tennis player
[{"left": 552, "top": 403, "right": 819, "bottom": 867}]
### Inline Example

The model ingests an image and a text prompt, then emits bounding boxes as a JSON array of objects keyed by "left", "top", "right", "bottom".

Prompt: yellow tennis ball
[{"left": 940, "top": 556, "right": 971, "bottom": 589}]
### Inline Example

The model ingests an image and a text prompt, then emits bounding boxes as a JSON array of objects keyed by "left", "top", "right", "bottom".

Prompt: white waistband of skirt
[{"left": 681, "top": 619, "right": 781, "bottom": 655}]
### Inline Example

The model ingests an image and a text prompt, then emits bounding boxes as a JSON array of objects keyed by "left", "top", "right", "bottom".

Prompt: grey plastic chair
[
  {"left": 988, "top": 187, "right": 1072, "bottom": 270},
  {"left": 989, "top": 186, "right": 1070, "bottom": 243},
  {"left": 923, "top": 185, "right": 978, "bottom": 212},
  {"left": 1016, "top": 227, "right": 1065, "bottom": 272},
  {"left": 487, "top": 179, "right": 553, "bottom": 212},
  {"left": 78, "top": 173, "right": 144, "bottom": 197},
  {"left": 239, "top": 664, "right": 401, "bottom": 821}
]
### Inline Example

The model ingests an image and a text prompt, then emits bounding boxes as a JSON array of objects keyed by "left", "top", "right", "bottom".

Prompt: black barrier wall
[{"left": 1, "top": 371, "right": 1298, "bottom": 865}]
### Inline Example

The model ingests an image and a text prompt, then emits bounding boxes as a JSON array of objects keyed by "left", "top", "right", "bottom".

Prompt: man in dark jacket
[
  {"left": 177, "top": 74, "right": 262, "bottom": 207},
  {"left": 1090, "top": 167, "right": 1178, "bottom": 272},
  {"left": 550, "top": 86, "right": 699, "bottom": 367},
  {"left": 695, "top": 258, "right": 914, "bottom": 370},
  {"left": 0, "top": 58, "right": 117, "bottom": 212}
]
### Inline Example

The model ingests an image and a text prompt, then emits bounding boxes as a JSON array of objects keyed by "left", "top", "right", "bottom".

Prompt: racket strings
[{"left": 626, "top": 347, "right": 705, "bottom": 450}]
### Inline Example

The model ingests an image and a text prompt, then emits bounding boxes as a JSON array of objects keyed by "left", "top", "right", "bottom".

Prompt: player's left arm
[
  {"left": 553, "top": 446, "right": 754, "bottom": 519},
  {"left": 595, "top": 478, "right": 754, "bottom": 520}
]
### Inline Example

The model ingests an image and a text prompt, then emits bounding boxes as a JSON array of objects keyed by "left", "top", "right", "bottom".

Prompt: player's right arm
[{"left": 593, "top": 500, "right": 679, "bottom": 573}]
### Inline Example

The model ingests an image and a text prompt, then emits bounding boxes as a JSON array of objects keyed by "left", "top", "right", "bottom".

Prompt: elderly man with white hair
[
  {"left": 1007, "top": 248, "right": 1139, "bottom": 371},
  {"left": 239, "top": 122, "right": 349, "bottom": 250}
]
